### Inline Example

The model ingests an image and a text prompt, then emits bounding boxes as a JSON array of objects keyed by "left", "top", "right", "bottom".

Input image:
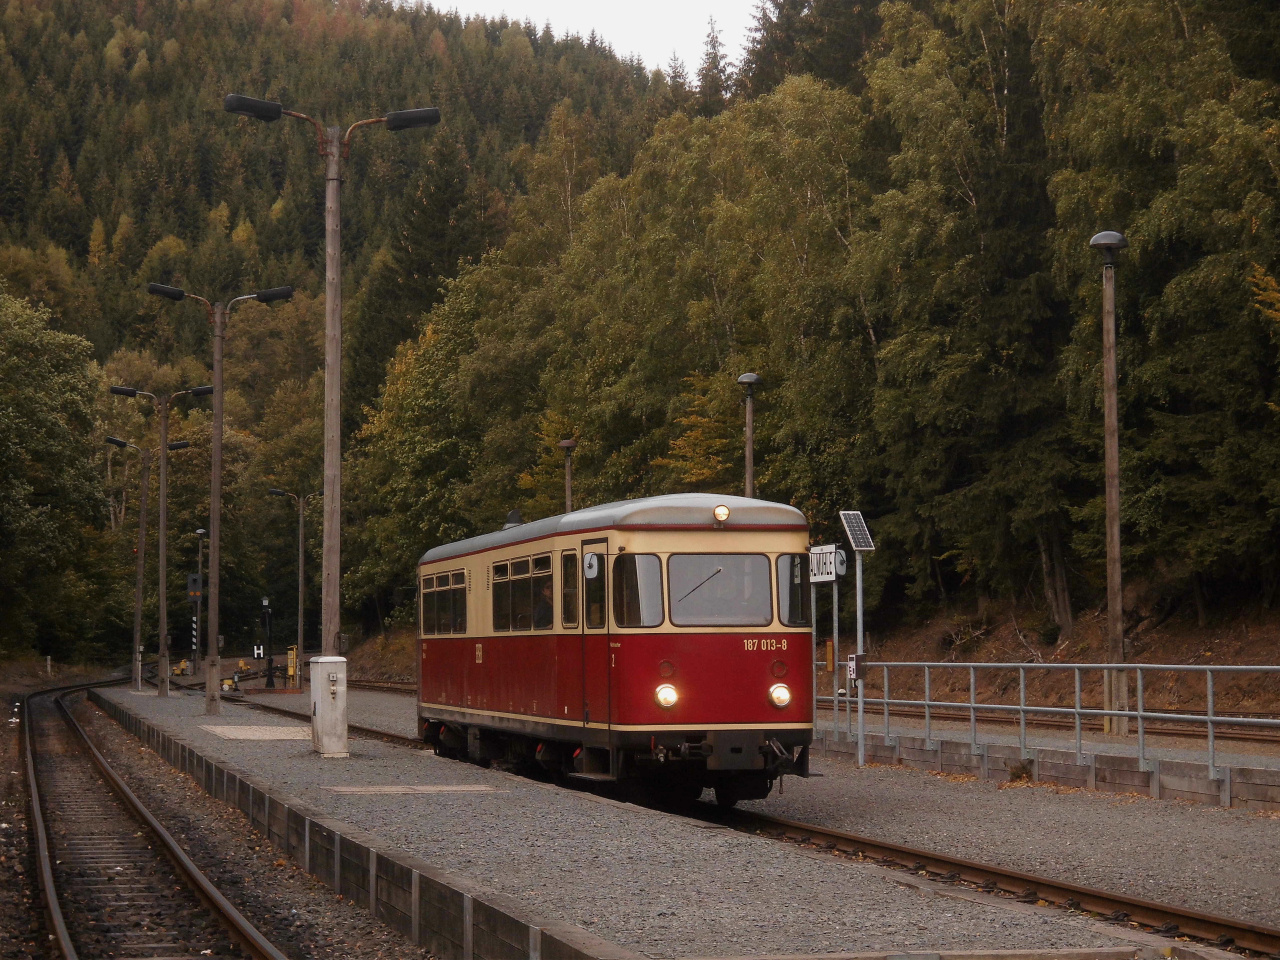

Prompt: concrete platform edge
[
  {"left": 88, "top": 689, "right": 646, "bottom": 960},
  {"left": 819, "top": 733, "right": 1280, "bottom": 811}
]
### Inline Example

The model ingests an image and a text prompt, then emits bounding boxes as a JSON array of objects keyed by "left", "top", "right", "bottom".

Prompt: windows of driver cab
[
  {"left": 420, "top": 571, "right": 466, "bottom": 636},
  {"left": 492, "top": 554, "right": 553, "bottom": 632}
]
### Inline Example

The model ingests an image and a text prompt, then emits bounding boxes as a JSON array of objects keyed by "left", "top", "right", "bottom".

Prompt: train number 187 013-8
[{"left": 743, "top": 638, "right": 787, "bottom": 651}]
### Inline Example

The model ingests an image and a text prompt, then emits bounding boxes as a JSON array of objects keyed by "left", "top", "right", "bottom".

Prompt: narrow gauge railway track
[
  {"left": 23, "top": 686, "right": 290, "bottom": 960},
  {"left": 232, "top": 693, "right": 1280, "bottom": 956}
]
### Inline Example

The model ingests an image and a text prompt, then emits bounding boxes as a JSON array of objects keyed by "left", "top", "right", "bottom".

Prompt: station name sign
[{"left": 809, "top": 544, "right": 846, "bottom": 583}]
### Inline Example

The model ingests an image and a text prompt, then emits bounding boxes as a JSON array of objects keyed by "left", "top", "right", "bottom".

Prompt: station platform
[{"left": 90, "top": 684, "right": 1218, "bottom": 960}]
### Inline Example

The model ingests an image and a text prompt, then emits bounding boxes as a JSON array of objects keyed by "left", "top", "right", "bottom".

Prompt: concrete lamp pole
[
  {"left": 557, "top": 439, "right": 577, "bottom": 513},
  {"left": 224, "top": 94, "right": 440, "bottom": 660},
  {"left": 1089, "top": 230, "right": 1130, "bottom": 736},
  {"left": 106, "top": 437, "right": 150, "bottom": 691},
  {"left": 737, "top": 373, "right": 762, "bottom": 498},
  {"left": 110, "top": 384, "right": 210, "bottom": 695},
  {"left": 148, "top": 282, "right": 294, "bottom": 714},
  {"left": 269, "top": 488, "right": 319, "bottom": 662}
]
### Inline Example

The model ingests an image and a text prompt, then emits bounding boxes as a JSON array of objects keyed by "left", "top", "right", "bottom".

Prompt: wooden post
[
  {"left": 132, "top": 448, "right": 151, "bottom": 692},
  {"left": 1099, "top": 251, "right": 1128, "bottom": 735}
]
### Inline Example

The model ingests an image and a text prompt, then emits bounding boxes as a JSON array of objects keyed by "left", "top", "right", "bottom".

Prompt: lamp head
[
  {"left": 385, "top": 107, "right": 441, "bottom": 131},
  {"left": 167, "top": 440, "right": 191, "bottom": 451},
  {"left": 268, "top": 488, "right": 288, "bottom": 497},
  {"left": 224, "top": 94, "right": 283, "bottom": 122},
  {"left": 255, "top": 286, "right": 294, "bottom": 304},
  {"left": 190, "top": 385, "right": 214, "bottom": 398},
  {"left": 558, "top": 438, "right": 577, "bottom": 452},
  {"left": 105, "top": 436, "right": 128, "bottom": 448},
  {"left": 196, "top": 528, "right": 206, "bottom": 536},
  {"left": 737, "top": 372, "right": 762, "bottom": 395},
  {"left": 147, "top": 282, "right": 186, "bottom": 301},
  {"left": 110, "top": 385, "right": 138, "bottom": 397},
  {"left": 1089, "top": 231, "right": 1129, "bottom": 264}
]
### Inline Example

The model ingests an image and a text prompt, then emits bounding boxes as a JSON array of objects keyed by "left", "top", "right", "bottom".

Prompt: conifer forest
[{"left": 3, "top": 0, "right": 1280, "bottom": 663}]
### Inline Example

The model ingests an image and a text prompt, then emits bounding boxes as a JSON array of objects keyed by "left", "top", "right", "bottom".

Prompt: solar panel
[{"left": 839, "top": 511, "right": 875, "bottom": 551}]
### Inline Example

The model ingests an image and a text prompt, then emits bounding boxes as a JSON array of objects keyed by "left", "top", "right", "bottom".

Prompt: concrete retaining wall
[
  {"left": 820, "top": 731, "right": 1278, "bottom": 810},
  {"left": 89, "top": 691, "right": 643, "bottom": 960}
]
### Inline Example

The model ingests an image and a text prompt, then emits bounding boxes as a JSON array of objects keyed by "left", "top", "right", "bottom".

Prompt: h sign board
[
  {"left": 253, "top": 645, "right": 264, "bottom": 659},
  {"left": 810, "top": 544, "right": 845, "bottom": 583}
]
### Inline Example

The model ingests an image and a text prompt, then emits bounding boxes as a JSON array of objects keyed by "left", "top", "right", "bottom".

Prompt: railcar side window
[
  {"left": 776, "top": 555, "right": 812, "bottom": 627},
  {"left": 451, "top": 572, "right": 467, "bottom": 632},
  {"left": 492, "top": 556, "right": 550, "bottom": 631},
  {"left": 584, "top": 552, "right": 605, "bottom": 628},
  {"left": 561, "top": 553, "right": 579, "bottom": 627},
  {"left": 492, "top": 563, "right": 510, "bottom": 631},
  {"left": 421, "top": 571, "right": 467, "bottom": 634},
  {"left": 613, "top": 554, "right": 664, "bottom": 628},
  {"left": 668, "top": 554, "right": 773, "bottom": 626},
  {"left": 532, "top": 555, "right": 553, "bottom": 630}
]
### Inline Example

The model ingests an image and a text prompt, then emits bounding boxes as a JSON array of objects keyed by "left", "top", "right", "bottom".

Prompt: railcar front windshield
[{"left": 668, "top": 554, "right": 772, "bottom": 626}]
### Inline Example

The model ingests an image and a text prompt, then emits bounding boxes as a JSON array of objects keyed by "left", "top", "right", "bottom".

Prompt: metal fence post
[
  {"left": 1074, "top": 667, "right": 1083, "bottom": 765},
  {"left": 969, "top": 666, "right": 977, "bottom": 749},
  {"left": 883, "top": 665, "right": 891, "bottom": 741},
  {"left": 924, "top": 665, "right": 932, "bottom": 746},
  {"left": 1018, "top": 667, "right": 1027, "bottom": 756},
  {"left": 1137, "top": 667, "right": 1146, "bottom": 769},
  {"left": 1207, "top": 669, "right": 1217, "bottom": 779}
]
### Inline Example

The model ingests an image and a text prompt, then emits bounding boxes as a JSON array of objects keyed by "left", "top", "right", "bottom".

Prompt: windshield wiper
[{"left": 676, "top": 567, "right": 723, "bottom": 603}]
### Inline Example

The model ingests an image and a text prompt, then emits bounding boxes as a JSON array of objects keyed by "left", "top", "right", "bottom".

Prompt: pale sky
[{"left": 440, "top": 1, "right": 759, "bottom": 74}]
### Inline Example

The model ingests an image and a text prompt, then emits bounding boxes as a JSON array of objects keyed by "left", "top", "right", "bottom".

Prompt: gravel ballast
[
  {"left": 98, "top": 687, "right": 1174, "bottom": 958},
  {"left": 748, "top": 750, "right": 1280, "bottom": 927}
]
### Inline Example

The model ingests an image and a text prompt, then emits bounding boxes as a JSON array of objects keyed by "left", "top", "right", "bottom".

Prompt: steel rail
[
  {"left": 26, "top": 683, "right": 291, "bottom": 960},
  {"left": 721, "top": 807, "right": 1280, "bottom": 956}
]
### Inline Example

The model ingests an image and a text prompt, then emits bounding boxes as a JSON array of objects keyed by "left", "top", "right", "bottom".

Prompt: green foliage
[{"left": 0, "top": 287, "right": 112, "bottom": 656}]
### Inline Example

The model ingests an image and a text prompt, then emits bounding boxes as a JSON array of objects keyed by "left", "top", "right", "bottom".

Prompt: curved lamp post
[
  {"left": 148, "top": 282, "right": 294, "bottom": 713},
  {"left": 737, "top": 373, "right": 763, "bottom": 498},
  {"left": 110, "top": 384, "right": 209, "bottom": 695},
  {"left": 1089, "top": 230, "right": 1129, "bottom": 735},
  {"left": 224, "top": 93, "right": 440, "bottom": 658}
]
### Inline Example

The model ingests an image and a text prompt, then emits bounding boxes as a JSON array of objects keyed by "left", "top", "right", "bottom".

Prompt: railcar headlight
[
  {"left": 655, "top": 684, "right": 679, "bottom": 708},
  {"left": 769, "top": 683, "right": 792, "bottom": 708},
  {"left": 713, "top": 504, "right": 730, "bottom": 522}
]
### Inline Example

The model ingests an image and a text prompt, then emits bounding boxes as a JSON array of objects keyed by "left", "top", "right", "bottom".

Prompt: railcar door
[{"left": 580, "top": 538, "right": 610, "bottom": 738}]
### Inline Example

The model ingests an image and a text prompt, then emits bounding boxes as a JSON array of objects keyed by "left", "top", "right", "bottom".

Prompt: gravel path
[
  {"left": 99, "top": 687, "right": 1161, "bottom": 958},
  {"left": 746, "top": 751, "right": 1280, "bottom": 927}
]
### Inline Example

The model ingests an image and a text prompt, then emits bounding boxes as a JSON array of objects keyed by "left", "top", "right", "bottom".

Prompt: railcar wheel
[{"left": 713, "top": 785, "right": 739, "bottom": 808}]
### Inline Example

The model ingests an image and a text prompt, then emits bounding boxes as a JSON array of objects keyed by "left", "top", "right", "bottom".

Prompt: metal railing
[{"left": 813, "top": 660, "right": 1280, "bottom": 777}]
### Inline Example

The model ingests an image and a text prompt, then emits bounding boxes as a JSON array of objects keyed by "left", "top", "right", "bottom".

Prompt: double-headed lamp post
[
  {"left": 106, "top": 436, "right": 150, "bottom": 691},
  {"left": 148, "top": 282, "right": 294, "bottom": 714},
  {"left": 224, "top": 93, "right": 440, "bottom": 658},
  {"left": 1089, "top": 230, "right": 1129, "bottom": 736},
  {"left": 737, "top": 373, "right": 763, "bottom": 498},
  {"left": 269, "top": 488, "right": 319, "bottom": 662},
  {"left": 110, "top": 384, "right": 210, "bottom": 695}
]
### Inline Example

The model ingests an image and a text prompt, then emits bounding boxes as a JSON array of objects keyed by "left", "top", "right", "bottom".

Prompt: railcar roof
[{"left": 419, "top": 493, "right": 808, "bottom": 565}]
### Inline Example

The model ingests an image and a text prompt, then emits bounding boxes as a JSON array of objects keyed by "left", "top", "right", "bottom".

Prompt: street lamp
[
  {"left": 269, "top": 487, "right": 319, "bottom": 664},
  {"left": 106, "top": 436, "right": 150, "bottom": 691},
  {"left": 737, "top": 373, "right": 762, "bottom": 498},
  {"left": 225, "top": 93, "right": 440, "bottom": 658},
  {"left": 1090, "top": 230, "right": 1129, "bottom": 736},
  {"left": 148, "top": 282, "right": 294, "bottom": 714},
  {"left": 557, "top": 439, "right": 577, "bottom": 513},
  {"left": 110, "top": 384, "right": 209, "bottom": 695}
]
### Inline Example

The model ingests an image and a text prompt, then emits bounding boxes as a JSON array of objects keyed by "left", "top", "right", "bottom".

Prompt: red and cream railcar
[{"left": 416, "top": 493, "right": 814, "bottom": 805}]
